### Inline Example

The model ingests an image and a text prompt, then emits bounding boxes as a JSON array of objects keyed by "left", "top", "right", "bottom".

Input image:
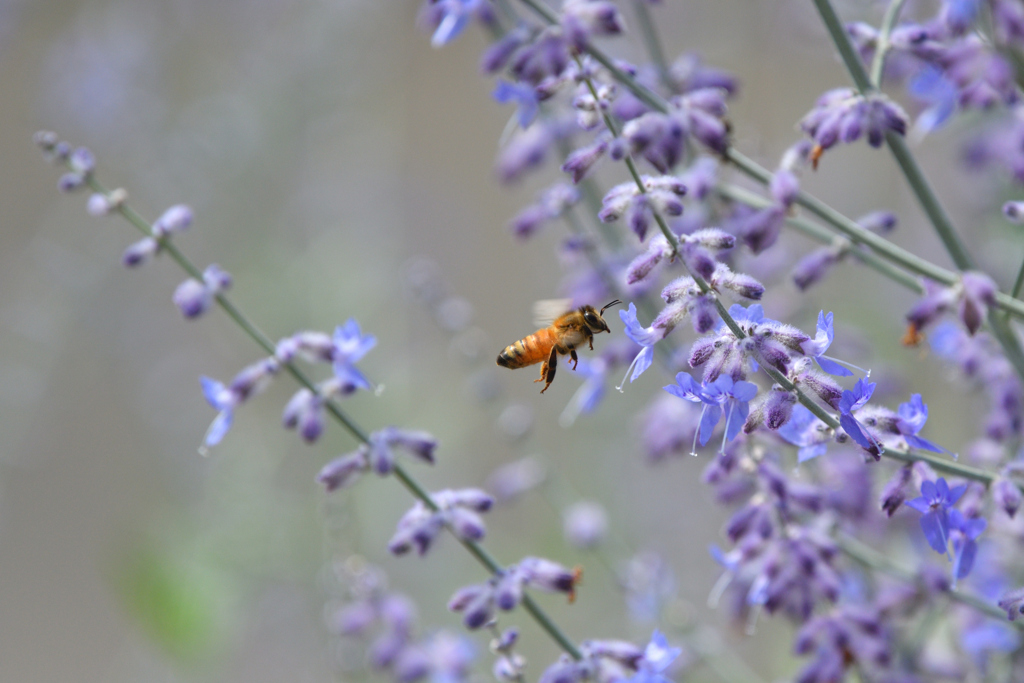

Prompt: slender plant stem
[
  {"left": 631, "top": 0, "right": 674, "bottom": 93},
  {"left": 82, "top": 173, "right": 585, "bottom": 662},
  {"left": 869, "top": 0, "right": 909, "bottom": 87},
  {"left": 1012, "top": 256, "right": 1024, "bottom": 301},
  {"left": 835, "top": 531, "right": 1020, "bottom": 628}
]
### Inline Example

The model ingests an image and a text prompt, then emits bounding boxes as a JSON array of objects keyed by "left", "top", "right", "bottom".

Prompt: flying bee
[{"left": 496, "top": 299, "right": 621, "bottom": 394}]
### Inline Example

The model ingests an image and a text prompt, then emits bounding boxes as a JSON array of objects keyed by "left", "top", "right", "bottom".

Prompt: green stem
[
  {"left": 83, "top": 174, "right": 584, "bottom": 662},
  {"left": 869, "top": 0, "right": 909, "bottom": 88},
  {"left": 631, "top": 0, "right": 674, "bottom": 93},
  {"left": 1012, "top": 255, "right": 1024, "bottom": 301}
]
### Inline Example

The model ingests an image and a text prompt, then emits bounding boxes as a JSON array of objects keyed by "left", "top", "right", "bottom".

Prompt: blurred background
[{"left": 0, "top": 0, "right": 1012, "bottom": 681}]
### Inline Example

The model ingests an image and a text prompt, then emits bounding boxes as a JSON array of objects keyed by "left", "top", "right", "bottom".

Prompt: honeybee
[{"left": 496, "top": 299, "right": 621, "bottom": 393}]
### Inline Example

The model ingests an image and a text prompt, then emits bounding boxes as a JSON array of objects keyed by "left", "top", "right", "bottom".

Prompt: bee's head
[{"left": 582, "top": 299, "right": 621, "bottom": 333}]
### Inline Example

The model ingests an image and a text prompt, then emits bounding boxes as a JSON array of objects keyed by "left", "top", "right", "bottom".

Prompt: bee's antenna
[{"left": 600, "top": 299, "right": 622, "bottom": 315}]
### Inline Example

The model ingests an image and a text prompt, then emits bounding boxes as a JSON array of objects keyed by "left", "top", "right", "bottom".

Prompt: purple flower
[
  {"left": 665, "top": 371, "right": 757, "bottom": 452},
  {"left": 332, "top": 318, "right": 377, "bottom": 392},
  {"left": 948, "top": 508, "right": 986, "bottom": 585},
  {"left": 736, "top": 205, "right": 785, "bottom": 255},
  {"left": 838, "top": 378, "right": 881, "bottom": 456},
  {"left": 801, "top": 89, "right": 908, "bottom": 166},
  {"left": 68, "top": 146, "right": 96, "bottom": 175},
  {"left": 389, "top": 488, "right": 493, "bottom": 556},
  {"left": 318, "top": 448, "right": 370, "bottom": 491},
  {"left": 626, "top": 236, "right": 673, "bottom": 284},
  {"left": 895, "top": 394, "right": 949, "bottom": 454},
  {"left": 368, "top": 426, "right": 438, "bottom": 474},
  {"left": 198, "top": 358, "right": 279, "bottom": 449},
  {"left": 493, "top": 79, "right": 539, "bottom": 128},
  {"left": 627, "top": 631, "right": 681, "bottom": 683},
  {"left": 599, "top": 175, "right": 686, "bottom": 241},
  {"left": 480, "top": 28, "right": 527, "bottom": 74},
  {"left": 799, "top": 311, "right": 853, "bottom": 377},
  {"left": 282, "top": 388, "right": 325, "bottom": 442},
  {"left": 879, "top": 465, "right": 912, "bottom": 517},
  {"left": 998, "top": 586, "right": 1024, "bottom": 621},
  {"left": 905, "top": 477, "right": 968, "bottom": 556},
  {"left": 561, "top": 0, "right": 624, "bottom": 42},
  {"left": 562, "top": 136, "right": 610, "bottom": 183},
  {"left": 153, "top": 204, "right": 194, "bottom": 235},
  {"left": 173, "top": 264, "right": 232, "bottom": 319},
  {"left": 86, "top": 188, "right": 126, "bottom": 216},
  {"left": 992, "top": 477, "right": 1022, "bottom": 518},
  {"left": 509, "top": 183, "right": 580, "bottom": 239},
  {"left": 616, "top": 303, "right": 665, "bottom": 388},
  {"left": 496, "top": 121, "right": 555, "bottom": 183},
  {"left": 200, "top": 376, "right": 237, "bottom": 448},
  {"left": 777, "top": 404, "right": 830, "bottom": 462},
  {"left": 429, "top": 0, "right": 481, "bottom": 47},
  {"left": 910, "top": 64, "right": 959, "bottom": 134}
]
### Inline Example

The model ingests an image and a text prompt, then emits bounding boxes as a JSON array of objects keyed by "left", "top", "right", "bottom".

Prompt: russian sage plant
[{"left": 33, "top": 0, "right": 1024, "bottom": 681}]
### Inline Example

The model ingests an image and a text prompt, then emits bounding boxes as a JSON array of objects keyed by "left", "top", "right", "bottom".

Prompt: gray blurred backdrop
[{"left": 0, "top": 0, "right": 1007, "bottom": 681}]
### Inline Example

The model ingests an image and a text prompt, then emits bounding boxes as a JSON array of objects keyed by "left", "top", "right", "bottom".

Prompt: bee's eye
[{"left": 584, "top": 313, "right": 599, "bottom": 326}]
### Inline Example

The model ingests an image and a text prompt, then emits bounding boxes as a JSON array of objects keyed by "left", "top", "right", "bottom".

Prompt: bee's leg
[
  {"left": 583, "top": 327, "right": 594, "bottom": 351},
  {"left": 570, "top": 349, "right": 579, "bottom": 370},
  {"left": 537, "top": 346, "right": 558, "bottom": 393}
]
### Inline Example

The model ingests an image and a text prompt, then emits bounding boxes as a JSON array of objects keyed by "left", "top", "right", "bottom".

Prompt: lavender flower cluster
[{"left": 33, "top": 0, "right": 1024, "bottom": 681}]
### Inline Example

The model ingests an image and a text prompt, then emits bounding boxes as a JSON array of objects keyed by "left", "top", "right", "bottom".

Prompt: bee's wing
[{"left": 533, "top": 298, "right": 573, "bottom": 327}]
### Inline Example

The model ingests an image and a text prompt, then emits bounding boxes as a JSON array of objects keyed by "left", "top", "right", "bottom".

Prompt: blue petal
[
  {"left": 732, "top": 380, "right": 759, "bottom": 402},
  {"left": 724, "top": 401, "right": 749, "bottom": 442},
  {"left": 954, "top": 540, "right": 978, "bottom": 579},
  {"left": 920, "top": 510, "right": 949, "bottom": 554},
  {"left": 432, "top": 9, "right": 469, "bottom": 47},
  {"left": 665, "top": 371, "right": 702, "bottom": 401},
  {"left": 777, "top": 404, "right": 818, "bottom": 446},
  {"left": 578, "top": 381, "right": 605, "bottom": 414},
  {"left": 965, "top": 516, "right": 987, "bottom": 540},
  {"left": 815, "top": 356, "right": 853, "bottom": 377},
  {"left": 797, "top": 443, "right": 828, "bottom": 463},
  {"left": 629, "top": 346, "right": 654, "bottom": 382},
  {"left": 948, "top": 483, "right": 967, "bottom": 506},
  {"left": 200, "top": 375, "right": 228, "bottom": 409},
  {"left": 897, "top": 394, "right": 929, "bottom": 433},
  {"left": 333, "top": 362, "right": 373, "bottom": 392},
  {"left": 904, "top": 496, "right": 931, "bottom": 514},
  {"left": 642, "top": 631, "right": 681, "bottom": 674},
  {"left": 698, "top": 405, "right": 722, "bottom": 446},
  {"left": 802, "top": 311, "right": 833, "bottom": 357},
  {"left": 905, "top": 434, "right": 946, "bottom": 454},
  {"left": 840, "top": 413, "right": 875, "bottom": 451},
  {"left": 204, "top": 409, "right": 234, "bottom": 447}
]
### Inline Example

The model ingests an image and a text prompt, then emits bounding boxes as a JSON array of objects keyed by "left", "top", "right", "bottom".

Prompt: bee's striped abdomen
[{"left": 497, "top": 328, "right": 556, "bottom": 369}]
